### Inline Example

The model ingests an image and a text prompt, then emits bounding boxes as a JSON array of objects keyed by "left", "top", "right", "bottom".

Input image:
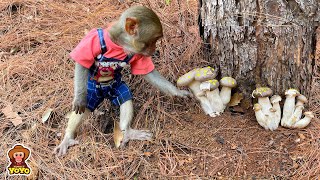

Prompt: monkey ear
[{"left": 125, "top": 17, "right": 138, "bottom": 36}]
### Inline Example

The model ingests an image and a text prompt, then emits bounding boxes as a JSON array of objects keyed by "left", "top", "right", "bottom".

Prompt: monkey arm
[
  {"left": 73, "top": 62, "right": 89, "bottom": 114},
  {"left": 143, "top": 70, "right": 192, "bottom": 98}
]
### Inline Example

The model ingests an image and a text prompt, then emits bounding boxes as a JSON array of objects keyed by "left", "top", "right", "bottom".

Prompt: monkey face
[{"left": 13, "top": 152, "right": 24, "bottom": 162}]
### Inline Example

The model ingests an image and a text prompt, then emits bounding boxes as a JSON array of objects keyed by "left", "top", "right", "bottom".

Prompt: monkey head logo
[{"left": 7, "top": 144, "right": 31, "bottom": 176}]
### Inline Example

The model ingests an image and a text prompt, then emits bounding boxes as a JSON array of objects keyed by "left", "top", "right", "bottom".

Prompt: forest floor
[{"left": 0, "top": 0, "right": 319, "bottom": 179}]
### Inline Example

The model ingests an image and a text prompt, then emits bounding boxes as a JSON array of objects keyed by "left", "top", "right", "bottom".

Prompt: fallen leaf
[
  {"left": 230, "top": 143, "right": 237, "bottom": 150},
  {"left": 143, "top": 151, "right": 152, "bottom": 157},
  {"left": 41, "top": 108, "right": 53, "bottom": 123},
  {"left": 228, "top": 92, "right": 244, "bottom": 107},
  {"left": 298, "top": 133, "right": 306, "bottom": 140},
  {"left": 113, "top": 121, "right": 124, "bottom": 148},
  {"left": 2, "top": 105, "right": 23, "bottom": 126}
]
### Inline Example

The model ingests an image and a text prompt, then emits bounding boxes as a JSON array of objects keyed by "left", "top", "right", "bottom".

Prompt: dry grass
[{"left": 0, "top": 0, "right": 319, "bottom": 179}]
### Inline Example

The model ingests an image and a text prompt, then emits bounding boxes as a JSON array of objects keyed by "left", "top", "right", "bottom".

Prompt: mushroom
[
  {"left": 252, "top": 87, "right": 281, "bottom": 131},
  {"left": 281, "top": 89, "right": 300, "bottom": 127},
  {"left": 252, "top": 87, "right": 273, "bottom": 116},
  {"left": 219, "top": 77, "right": 237, "bottom": 107},
  {"left": 292, "top": 111, "right": 314, "bottom": 129},
  {"left": 253, "top": 103, "right": 268, "bottom": 130},
  {"left": 284, "top": 94, "right": 313, "bottom": 129},
  {"left": 177, "top": 68, "right": 214, "bottom": 116},
  {"left": 269, "top": 95, "right": 282, "bottom": 130},
  {"left": 200, "top": 79, "right": 224, "bottom": 116}
]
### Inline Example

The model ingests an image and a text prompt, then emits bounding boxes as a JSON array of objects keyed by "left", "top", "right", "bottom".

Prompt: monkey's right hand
[
  {"left": 53, "top": 136, "right": 79, "bottom": 157},
  {"left": 72, "top": 97, "right": 87, "bottom": 114}
]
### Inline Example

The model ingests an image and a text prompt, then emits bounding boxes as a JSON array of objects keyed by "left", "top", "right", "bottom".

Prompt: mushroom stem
[
  {"left": 292, "top": 112, "right": 314, "bottom": 129},
  {"left": 188, "top": 81, "right": 214, "bottom": 115},
  {"left": 206, "top": 89, "right": 224, "bottom": 113},
  {"left": 281, "top": 97, "right": 296, "bottom": 126},
  {"left": 220, "top": 86, "right": 232, "bottom": 106},
  {"left": 258, "top": 97, "right": 273, "bottom": 115},
  {"left": 253, "top": 104, "right": 268, "bottom": 130},
  {"left": 269, "top": 95, "right": 282, "bottom": 130},
  {"left": 281, "top": 89, "right": 299, "bottom": 127}
]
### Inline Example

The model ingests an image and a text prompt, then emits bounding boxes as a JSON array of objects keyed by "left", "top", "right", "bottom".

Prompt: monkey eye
[{"left": 19, "top": 153, "right": 23, "bottom": 156}]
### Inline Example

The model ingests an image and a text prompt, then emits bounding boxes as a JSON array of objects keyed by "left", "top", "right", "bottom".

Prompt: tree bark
[{"left": 199, "top": 0, "right": 319, "bottom": 103}]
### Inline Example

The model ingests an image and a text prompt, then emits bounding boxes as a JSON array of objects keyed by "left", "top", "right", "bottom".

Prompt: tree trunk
[{"left": 199, "top": 0, "right": 319, "bottom": 104}]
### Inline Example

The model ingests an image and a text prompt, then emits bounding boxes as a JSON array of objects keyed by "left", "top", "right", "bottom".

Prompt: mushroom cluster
[
  {"left": 252, "top": 87, "right": 314, "bottom": 130},
  {"left": 177, "top": 67, "right": 237, "bottom": 117},
  {"left": 252, "top": 87, "right": 282, "bottom": 131},
  {"left": 281, "top": 89, "right": 314, "bottom": 129}
]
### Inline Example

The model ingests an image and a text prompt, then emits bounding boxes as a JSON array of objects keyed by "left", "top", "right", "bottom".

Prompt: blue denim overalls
[{"left": 86, "top": 28, "right": 134, "bottom": 111}]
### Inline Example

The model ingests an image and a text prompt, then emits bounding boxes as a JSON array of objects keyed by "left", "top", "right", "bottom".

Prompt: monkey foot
[
  {"left": 53, "top": 137, "right": 79, "bottom": 157},
  {"left": 120, "top": 129, "right": 153, "bottom": 148}
]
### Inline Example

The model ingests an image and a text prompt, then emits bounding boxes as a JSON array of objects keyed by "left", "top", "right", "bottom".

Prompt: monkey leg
[
  {"left": 118, "top": 100, "right": 152, "bottom": 148},
  {"left": 54, "top": 109, "right": 90, "bottom": 156}
]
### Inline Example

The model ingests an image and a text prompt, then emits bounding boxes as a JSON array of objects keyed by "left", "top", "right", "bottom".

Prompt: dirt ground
[{"left": 0, "top": 0, "right": 319, "bottom": 179}]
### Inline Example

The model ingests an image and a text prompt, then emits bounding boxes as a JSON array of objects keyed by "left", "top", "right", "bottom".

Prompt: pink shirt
[{"left": 70, "top": 28, "right": 155, "bottom": 75}]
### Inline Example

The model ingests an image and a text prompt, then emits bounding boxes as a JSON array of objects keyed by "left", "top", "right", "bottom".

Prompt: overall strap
[
  {"left": 97, "top": 28, "right": 107, "bottom": 54},
  {"left": 97, "top": 28, "right": 134, "bottom": 63},
  {"left": 122, "top": 54, "right": 134, "bottom": 63}
]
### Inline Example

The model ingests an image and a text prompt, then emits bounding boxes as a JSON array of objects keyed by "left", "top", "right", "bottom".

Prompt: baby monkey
[{"left": 54, "top": 6, "right": 191, "bottom": 156}]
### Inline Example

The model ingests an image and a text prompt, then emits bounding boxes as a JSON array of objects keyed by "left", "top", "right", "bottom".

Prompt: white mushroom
[
  {"left": 200, "top": 79, "right": 224, "bottom": 116},
  {"left": 281, "top": 89, "right": 300, "bottom": 127},
  {"left": 219, "top": 77, "right": 237, "bottom": 107},
  {"left": 177, "top": 68, "right": 214, "bottom": 116},
  {"left": 285, "top": 94, "right": 308, "bottom": 127},
  {"left": 253, "top": 103, "right": 268, "bottom": 130},
  {"left": 252, "top": 87, "right": 281, "bottom": 131},
  {"left": 270, "top": 95, "right": 282, "bottom": 130},
  {"left": 252, "top": 87, "right": 273, "bottom": 116},
  {"left": 292, "top": 111, "right": 314, "bottom": 129}
]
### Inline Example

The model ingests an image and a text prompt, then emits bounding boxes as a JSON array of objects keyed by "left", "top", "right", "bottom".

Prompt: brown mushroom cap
[
  {"left": 177, "top": 68, "right": 200, "bottom": 87},
  {"left": 297, "top": 94, "right": 308, "bottom": 103},
  {"left": 252, "top": 87, "right": 273, "bottom": 98},
  {"left": 220, "top": 77, "right": 237, "bottom": 88},
  {"left": 200, "top": 79, "right": 219, "bottom": 91},
  {"left": 194, "top": 66, "right": 218, "bottom": 82}
]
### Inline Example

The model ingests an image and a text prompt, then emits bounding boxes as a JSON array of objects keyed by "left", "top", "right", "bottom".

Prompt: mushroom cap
[
  {"left": 285, "top": 88, "right": 300, "bottom": 96},
  {"left": 252, "top": 87, "right": 273, "bottom": 98},
  {"left": 200, "top": 79, "right": 219, "bottom": 91},
  {"left": 220, "top": 77, "right": 237, "bottom": 88},
  {"left": 304, "top": 111, "right": 314, "bottom": 118},
  {"left": 194, "top": 66, "right": 218, "bottom": 82},
  {"left": 297, "top": 94, "right": 308, "bottom": 103},
  {"left": 177, "top": 68, "right": 200, "bottom": 87},
  {"left": 253, "top": 103, "right": 262, "bottom": 111},
  {"left": 270, "top": 95, "right": 282, "bottom": 103}
]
